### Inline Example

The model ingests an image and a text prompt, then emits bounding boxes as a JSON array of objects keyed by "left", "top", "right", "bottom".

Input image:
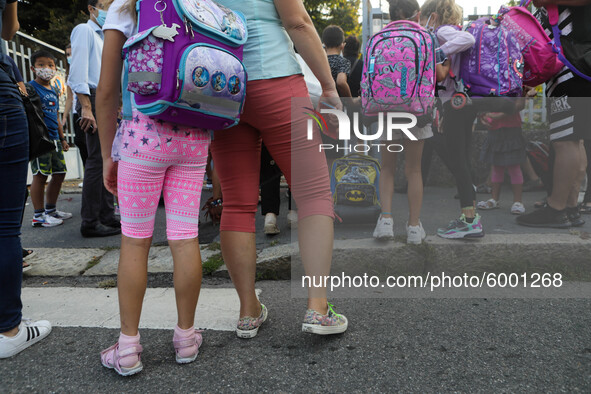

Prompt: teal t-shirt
[{"left": 218, "top": 0, "right": 302, "bottom": 81}]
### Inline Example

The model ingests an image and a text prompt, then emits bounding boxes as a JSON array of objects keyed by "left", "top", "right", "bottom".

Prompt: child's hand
[
  {"left": 61, "top": 140, "right": 70, "bottom": 152},
  {"left": 480, "top": 112, "right": 505, "bottom": 127},
  {"left": 523, "top": 85, "right": 538, "bottom": 98},
  {"left": 103, "top": 158, "right": 118, "bottom": 196}
]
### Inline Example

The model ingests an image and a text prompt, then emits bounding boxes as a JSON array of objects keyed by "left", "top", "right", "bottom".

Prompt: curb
[{"left": 22, "top": 234, "right": 591, "bottom": 280}]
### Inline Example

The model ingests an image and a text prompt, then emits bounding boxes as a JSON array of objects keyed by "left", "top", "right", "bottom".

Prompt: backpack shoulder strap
[
  {"left": 350, "top": 58, "right": 360, "bottom": 75},
  {"left": 121, "top": 5, "right": 141, "bottom": 121},
  {"left": 547, "top": 5, "right": 591, "bottom": 82}
]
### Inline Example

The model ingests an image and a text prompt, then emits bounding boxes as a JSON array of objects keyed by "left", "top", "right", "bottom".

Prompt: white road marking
[{"left": 21, "top": 287, "right": 261, "bottom": 331}]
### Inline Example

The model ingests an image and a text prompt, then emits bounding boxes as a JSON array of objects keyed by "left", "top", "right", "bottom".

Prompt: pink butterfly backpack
[{"left": 360, "top": 20, "right": 437, "bottom": 127}]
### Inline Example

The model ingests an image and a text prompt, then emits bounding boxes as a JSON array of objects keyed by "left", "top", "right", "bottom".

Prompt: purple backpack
[
  {"left": 122, "top": 0, "right": 248, "bottom": 130},
  {"left": 460, "top": 18, "right": 523, "bottom": 97},
  {"left": 360, "top": 21, "right": 436, "bottom": 125}
]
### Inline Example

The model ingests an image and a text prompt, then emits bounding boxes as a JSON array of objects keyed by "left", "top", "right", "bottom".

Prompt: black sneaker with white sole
[
  {"left": 516, "top": 204, "right": 570, "bottom": 228},
  {"left": 566, "top": 207, "right": 585, "bottom": 227}
]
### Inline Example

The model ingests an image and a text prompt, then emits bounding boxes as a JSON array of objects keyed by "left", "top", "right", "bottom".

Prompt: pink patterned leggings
[
  {"left": 117, "top": 111, "right": 210, "bottom": 240},
  {"left": 491, "top": 164, "right": 523, "bottom": 185}
]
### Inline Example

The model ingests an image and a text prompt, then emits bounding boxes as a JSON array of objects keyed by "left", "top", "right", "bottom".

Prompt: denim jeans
[{"left": 0, "top": 95, "right": 28, "bottom": 332}]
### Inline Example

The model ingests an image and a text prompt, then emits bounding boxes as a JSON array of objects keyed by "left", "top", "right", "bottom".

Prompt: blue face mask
[{"left": 93, "top": 7, "right": 107, "bottom": 27}]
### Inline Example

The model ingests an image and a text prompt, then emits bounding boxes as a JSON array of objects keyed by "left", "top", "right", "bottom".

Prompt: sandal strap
[
  {"left": 173, "top": 330, "right": 203, "bottom": 350},
  {"left": 117, "top": 344, "right": 142, "bottom": 358},
  {"left": 114, "top": 343, "right": 142, "bottom": 374},
  {"left": 101, "top": 342, "right": 142, "bottom": 373},
  {"left": 173, "top": 338, "right": 195, "bottom": 349}
]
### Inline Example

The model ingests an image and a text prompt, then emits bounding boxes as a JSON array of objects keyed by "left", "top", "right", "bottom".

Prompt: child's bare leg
[
  {"left": 30, "top": 173, "right": 47, "bottom": 211},
  {"left": 169, "top": 238, "right": 202, "bottom": 329},
  {"left": 491, "top": 183, "right": 502, "bottom": 202},
  {"left": 512, "top": 183, "right": 523, "bottom": 203},
  {"left": 403, "top": 139, "right": 424, "bottom": 226},
  {"left": 45, "top": 173, "right": 65, "bottom": 206},
  {"left": 379, "top": 150, "right": 397, "bottom": 218},
  {"left": 118, "top": 235, "right": 151, "bottom": 336}
]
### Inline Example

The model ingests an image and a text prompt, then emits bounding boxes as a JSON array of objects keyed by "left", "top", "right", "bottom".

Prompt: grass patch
[
  {"left": 269, "top": 240, "right": 279, "bottom": 247},
  {"left": 204, "top": 242, "right": 221, "bottom": 251},
  {"left": 203, "top": 252, "right": 224, "bottom": 275},
  {"left": 256, "top": 270, "right": 280, "bottom": 280},
  {"left": 84, "top": 255, "right": 102, "bottom": 272},
  {"left": 98, "top": 279, "right": 117, "bottom": 289}
]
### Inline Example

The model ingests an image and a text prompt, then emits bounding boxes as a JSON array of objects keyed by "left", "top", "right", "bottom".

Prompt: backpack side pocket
[{"left": 124, "top": 27, "right": 165, "bottom": 96}]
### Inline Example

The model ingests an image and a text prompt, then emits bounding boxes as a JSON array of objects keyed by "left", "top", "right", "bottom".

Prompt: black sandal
[
  {"left": 534, "top": 198, "right": 547, "bottom": 209},
  {"left": 22, "top": 249, "right": 35, "bottom": 260}
]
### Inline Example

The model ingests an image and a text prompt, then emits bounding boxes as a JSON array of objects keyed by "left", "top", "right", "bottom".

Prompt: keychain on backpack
[{"left": 152, "top": 1, "right": 180, "bottom": 42}]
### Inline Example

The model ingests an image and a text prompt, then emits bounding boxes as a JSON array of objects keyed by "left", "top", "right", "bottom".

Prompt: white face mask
[{"left": 35, "top": 67, "right": 56, "bottom": 81}]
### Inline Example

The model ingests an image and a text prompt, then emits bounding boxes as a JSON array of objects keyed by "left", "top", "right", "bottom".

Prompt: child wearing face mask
[
  {"left": 28, "top": 50, "right": 72, "bottom": 228},
  {"left": 420, "top": 0, "right": 475, "bottom": 106}
]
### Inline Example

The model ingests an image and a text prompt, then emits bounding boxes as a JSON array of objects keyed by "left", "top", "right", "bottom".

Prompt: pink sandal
[
  {"left": 173, "top": 329, "right": 203, "bottom": 364},
  {"left": 100, "top": 342, "right": 143, "bottom": 376}
]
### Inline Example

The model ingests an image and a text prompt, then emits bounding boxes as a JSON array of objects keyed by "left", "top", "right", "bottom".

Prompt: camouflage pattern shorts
[{"left": 31, "top": 141, "right": 67, "bottom": 176}]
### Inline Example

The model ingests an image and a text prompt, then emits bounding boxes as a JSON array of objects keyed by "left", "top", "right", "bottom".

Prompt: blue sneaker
[{"left": 437, "top": 214, "right": 484, "bottom": 239}]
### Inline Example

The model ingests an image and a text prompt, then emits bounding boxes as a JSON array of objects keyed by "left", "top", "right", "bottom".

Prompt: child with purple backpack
[
  {"left": 436, "top": 7, "right": 524, "bottom": 239},
  {"left": 95, "top": 0, "right": 219, "bottom": 375}
]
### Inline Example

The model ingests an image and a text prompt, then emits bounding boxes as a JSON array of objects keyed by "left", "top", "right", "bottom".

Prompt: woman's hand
[
  {"left": 103, "top": 158, "right": 118, "bottom": 196},
  {"left": 319, "top": 87, "right": 343, "bottom": 111}
]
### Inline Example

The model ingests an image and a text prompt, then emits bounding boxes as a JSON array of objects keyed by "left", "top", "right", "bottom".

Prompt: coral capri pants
[{"left": 211, "top": 74, "right": 334, "bottom": 232}]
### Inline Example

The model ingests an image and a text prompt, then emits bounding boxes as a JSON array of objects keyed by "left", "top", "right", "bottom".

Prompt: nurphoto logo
[{"left": 304, "top": 107, "right": 418, "bottom": 153}]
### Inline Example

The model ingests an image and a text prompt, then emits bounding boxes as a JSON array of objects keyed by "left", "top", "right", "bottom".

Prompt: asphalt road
[
  {"left": 8, "top": 186, "right": 591, "bottom": 392},
  {"left": 2, "top": 280, "right": 591, "bottom": 392}
]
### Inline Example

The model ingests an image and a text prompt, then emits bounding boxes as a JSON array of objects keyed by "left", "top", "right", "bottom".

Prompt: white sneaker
[
  {"left": 78, "top": 182, "right": 83, "bottom": 188},
  {"left": 406, "top": 221, "right": 427, "bottom": 244},
  {"left": 373, "top": 215, "right": 394, "bottom": 239},
  {"left": 32, "top": 213, "right": 63, "bottom": 227},
  {"left": 287, "top": 210, "right": 298, "bottom": 229},
  {"left": 263, "top": 213, "right": 280, "bottom": 235},
  {"left": 511, "top": 202, "right": 525, "bottom": 215},
  {"left": 0, "top": 319, "right": 52, "bottom": 358},
  {"left": 47, "top": 210, "right": 73, "bottom": 220}
]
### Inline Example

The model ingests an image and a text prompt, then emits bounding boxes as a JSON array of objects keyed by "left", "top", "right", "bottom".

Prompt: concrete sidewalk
[{"left": 21, "top": 185, "right": 591, "bottom": 280}]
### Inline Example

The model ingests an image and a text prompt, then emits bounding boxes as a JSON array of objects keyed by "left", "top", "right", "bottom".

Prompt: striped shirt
[{"left": 535, "top": 7, "right": 575, "bottom": 95}]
